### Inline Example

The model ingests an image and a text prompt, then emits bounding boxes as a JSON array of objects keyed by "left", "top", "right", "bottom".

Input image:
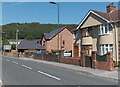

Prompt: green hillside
[{"left": 2, "top": 22, "right": 78, "bottom": 40}]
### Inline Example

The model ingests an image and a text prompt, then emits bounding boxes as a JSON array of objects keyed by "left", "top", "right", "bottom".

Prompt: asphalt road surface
[{"left": 1, "top": 56, "right": 118, "bottom": 86}]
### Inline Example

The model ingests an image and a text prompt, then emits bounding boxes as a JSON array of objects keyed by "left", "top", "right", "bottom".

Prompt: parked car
[{"left": 64, "top": 50, "right": 72, "bottom": 57}]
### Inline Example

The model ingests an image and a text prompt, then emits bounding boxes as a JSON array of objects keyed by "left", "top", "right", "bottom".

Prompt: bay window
[{"left": 99, "top": 44, "right": 113, "bottom": 55}]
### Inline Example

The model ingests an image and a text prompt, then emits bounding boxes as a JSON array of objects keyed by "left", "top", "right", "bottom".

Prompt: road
[{"left": 1, "top": 56, "right": 118, "bottom": 86}]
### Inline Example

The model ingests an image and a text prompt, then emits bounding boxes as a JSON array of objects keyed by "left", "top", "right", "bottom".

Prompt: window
[
  {"left": 99, "top": 44, "right": 113, "bottom": 55},
  {"left": 99, "top": 24, "right": 112, "bottom": 35},
  {"left": 74, "top": 31, "right": 78, "bottom": 38},
  {"left": 82, "top": 27, "right": 92, "bottom": 37},
  {"left": 43, "top": 41, "right": 45, "bottom": 46},
  {"left": 82, "top": 45, "right": 92, "bottom": 55},
  {"left": 63, "top": 40, "right": 65, "bottom": 45}
]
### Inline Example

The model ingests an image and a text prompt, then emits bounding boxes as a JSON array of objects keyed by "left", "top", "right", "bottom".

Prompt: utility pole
[{"left": 16, "top": 24, "right": 19, "bottom": 53}]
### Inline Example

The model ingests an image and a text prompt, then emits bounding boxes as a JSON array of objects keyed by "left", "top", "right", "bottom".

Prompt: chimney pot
[{"left": 106, "top": 3, "right": 116, "bottom": 13}]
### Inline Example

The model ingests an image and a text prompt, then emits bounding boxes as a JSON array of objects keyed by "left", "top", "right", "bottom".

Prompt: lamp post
[
  {"left": 50, "top": 2, "right": 60, "bottom": 62},
  {"left": 49, "top": 2, "right": 59, "bottom": 28},
  {"left": 16, "top": 24, "right": 19, "bottom": 52}
]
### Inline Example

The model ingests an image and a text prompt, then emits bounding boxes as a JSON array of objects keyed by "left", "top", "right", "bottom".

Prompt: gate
[{"left": 85, "top": 56, "right": 92, "bottom": 68}]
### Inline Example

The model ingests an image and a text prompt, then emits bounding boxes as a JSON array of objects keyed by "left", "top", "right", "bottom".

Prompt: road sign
[{"left": 3, "top": 45, "right": 11, "bottom": 50}]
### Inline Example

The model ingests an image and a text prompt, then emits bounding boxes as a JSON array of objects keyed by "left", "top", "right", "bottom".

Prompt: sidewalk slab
[{"left": 9, "top": 56, "right": 119, "bottom": 80}]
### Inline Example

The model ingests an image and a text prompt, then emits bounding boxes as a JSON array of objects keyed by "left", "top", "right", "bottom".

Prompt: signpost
[{"left": 3, "top": 45, "right": 11, "bottom": 51}]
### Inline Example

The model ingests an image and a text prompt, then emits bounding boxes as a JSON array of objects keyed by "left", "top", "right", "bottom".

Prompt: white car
[{"left": 64, "top": 50, "right": 72, "bottom": 57}]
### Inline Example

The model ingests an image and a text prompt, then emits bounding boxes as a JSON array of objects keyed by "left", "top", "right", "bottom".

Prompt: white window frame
[
  {"left": 99, "top": 24, "right": 112, "bottom": 35},
  {"left": 99, "top": 44, "right": 113, "bottom": 55}
]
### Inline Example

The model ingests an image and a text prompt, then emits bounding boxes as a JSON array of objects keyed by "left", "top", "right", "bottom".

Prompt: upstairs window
[
  {"left": 43, "top": 41, "right": 45, "bottom": 46},
  {"left": 99, "top": 24, "right": 112, "bottom": 35},
  {"left": 75, "top": 31, "right": 78, "bottom": 38},
  {"left": 82, "top": 27, "right": 92, "bottom": 37}
]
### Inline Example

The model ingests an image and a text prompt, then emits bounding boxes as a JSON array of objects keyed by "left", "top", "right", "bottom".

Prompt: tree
[{"left": 25, "top": 35, "right": 34, "bottom": 40}]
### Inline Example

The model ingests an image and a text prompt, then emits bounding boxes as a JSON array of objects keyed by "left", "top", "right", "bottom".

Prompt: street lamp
[
  {"left": 49, "top": 2, "right": 59, "bottom": 28},
  {"left": 49, "top": 1, "right": 60, "bottom": 49},
  {"left": 16, "top": 24, "right": 19, "bottom": 52},
  {"left": 50, "top": 2, "right": 60, "bottom": 62}
]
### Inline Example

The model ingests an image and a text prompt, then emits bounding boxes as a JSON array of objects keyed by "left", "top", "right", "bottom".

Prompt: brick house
[
  {"left": 75, "top": 3, "right": 120, "bottom": 66},
  {"left": 40, "top": 26, "right": 73, "bottom": 52}
]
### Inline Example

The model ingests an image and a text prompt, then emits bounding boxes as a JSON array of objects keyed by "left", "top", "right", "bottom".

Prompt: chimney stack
[{"left": 106, "top": 3, "right": 116, "bottom": 13}]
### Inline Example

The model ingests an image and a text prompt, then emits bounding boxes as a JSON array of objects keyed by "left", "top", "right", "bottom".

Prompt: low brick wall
[
  {"left": 60, "top": 50, "right": 81, "bottom": 66},
  {"left": 33, "top": 53, "right": 43, "bottom": 60},
  {"left": 95, "top": 61, "right": 111, "bottom": 70},
  {"left": 5, "top": 52, "right": 18, "bottom": 57},
  {"left": 92, "top": 52, "right": 114, "bottom": 71},
  {"left": 60, "top": 57, "right": 80, "bottom": 66},
  {"left": 32, "top": 53, "right": 59, "bottom": 62},
  {"left": 60, "top": 51, "right": 114, "bottom": 71}
]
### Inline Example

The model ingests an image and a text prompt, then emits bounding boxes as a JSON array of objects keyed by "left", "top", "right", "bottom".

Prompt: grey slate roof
[
  {"left": 17, "top": 40, "right": 45, "bottom": 50},
  {"left": 44, "top": 27, "right": 64, "bottom": 40}
]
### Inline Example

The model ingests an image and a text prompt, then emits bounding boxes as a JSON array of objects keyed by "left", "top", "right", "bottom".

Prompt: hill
[{"left": 2, "top": 22, "right": 78, "bottom": 39}]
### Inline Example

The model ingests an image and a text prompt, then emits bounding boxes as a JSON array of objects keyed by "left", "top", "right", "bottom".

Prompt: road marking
[
  {"left": 6, "top": 59, "right": 10, "bottom": 61},
  {"left": 21, "top": 64, "right": 32, "bottom": 70},
  {"left": 12, "top": 61, "right": 18, "bottom": 64},
  {"left": 37, "top": 70, "right": 61, "bottom": 81}
]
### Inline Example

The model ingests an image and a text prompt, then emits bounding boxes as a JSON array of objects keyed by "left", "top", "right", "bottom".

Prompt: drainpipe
[{"left": 110, "top": 22, "right": 118, "bottom": 66}]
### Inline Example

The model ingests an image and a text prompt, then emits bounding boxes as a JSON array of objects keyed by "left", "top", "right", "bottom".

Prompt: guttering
[{"left": 109, "top": 21, "right": 119, "bottom": 66}]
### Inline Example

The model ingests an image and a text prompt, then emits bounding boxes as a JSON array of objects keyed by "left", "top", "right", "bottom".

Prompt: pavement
[
  {"left": 0, "top": 80, "right": 3, "bottom": 87},
  {"left": 2, "top": 56, "right": 118, "bottom": 85},
  {"left": 16, "top": 56, "right": 119, "bottom": 80}
]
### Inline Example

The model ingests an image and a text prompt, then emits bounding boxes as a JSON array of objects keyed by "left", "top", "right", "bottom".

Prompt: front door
[{"left": 74, "top": 44, "right": 79, "bottom": 57}]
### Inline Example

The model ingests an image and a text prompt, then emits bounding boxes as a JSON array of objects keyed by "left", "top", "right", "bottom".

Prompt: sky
[{"left": 2, "top": 2, "right": 119, "bottom": 25}]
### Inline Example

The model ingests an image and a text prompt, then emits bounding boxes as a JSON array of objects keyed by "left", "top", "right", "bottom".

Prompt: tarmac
[{"left": 18, "top": 57, "right": 119, "bottom": 81}]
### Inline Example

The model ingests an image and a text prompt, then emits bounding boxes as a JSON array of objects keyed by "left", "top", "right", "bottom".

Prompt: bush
[{"left": 51, "top": 50, "right": 59, "bottom": 54}]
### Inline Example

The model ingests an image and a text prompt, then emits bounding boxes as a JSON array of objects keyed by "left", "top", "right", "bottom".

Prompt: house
[
  {"left": 8, "top": 39, "right": 24, "bottom": 45},
  {"left": 17, "top": 40, "right": 45, "bottom": 52},
  {"left": 76, "top": 3, "right": 120, "bottom": 65},
  {"left": 72, "top": 29, "right": 80, "bottom": 57},
  {"left": 40, "top": 26, "right": 73, "bottom": 53}
]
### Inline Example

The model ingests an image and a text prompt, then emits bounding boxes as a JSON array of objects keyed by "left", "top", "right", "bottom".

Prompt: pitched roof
[
  {"left": 17, "top": 40, "right": 45, "bottom": 50},
  {"left": 8, "top": 39, "right": 24, "bottom": 42},
  {"left": 77, "top": 9, "right": 120, "bottom": 29},
  {"left": 43, "top": 26, "right": 72, "bottom": 40},
  {"left": 92, "top": 10, "right": 120, "bottom": 22}
]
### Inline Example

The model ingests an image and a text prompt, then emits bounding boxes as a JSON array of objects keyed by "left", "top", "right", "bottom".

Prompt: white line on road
[
  {"left": 21, "top": 64, "right": 32, "bottom": 70},
  {"left": 6, "top": 59, "right": 10, "bottom": 62},
  {"left": 12, "top": 61, "right": 18, "bottom": 64},
  {"left": 37, "top": 70, "right": 61, "bottom": 81}
]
